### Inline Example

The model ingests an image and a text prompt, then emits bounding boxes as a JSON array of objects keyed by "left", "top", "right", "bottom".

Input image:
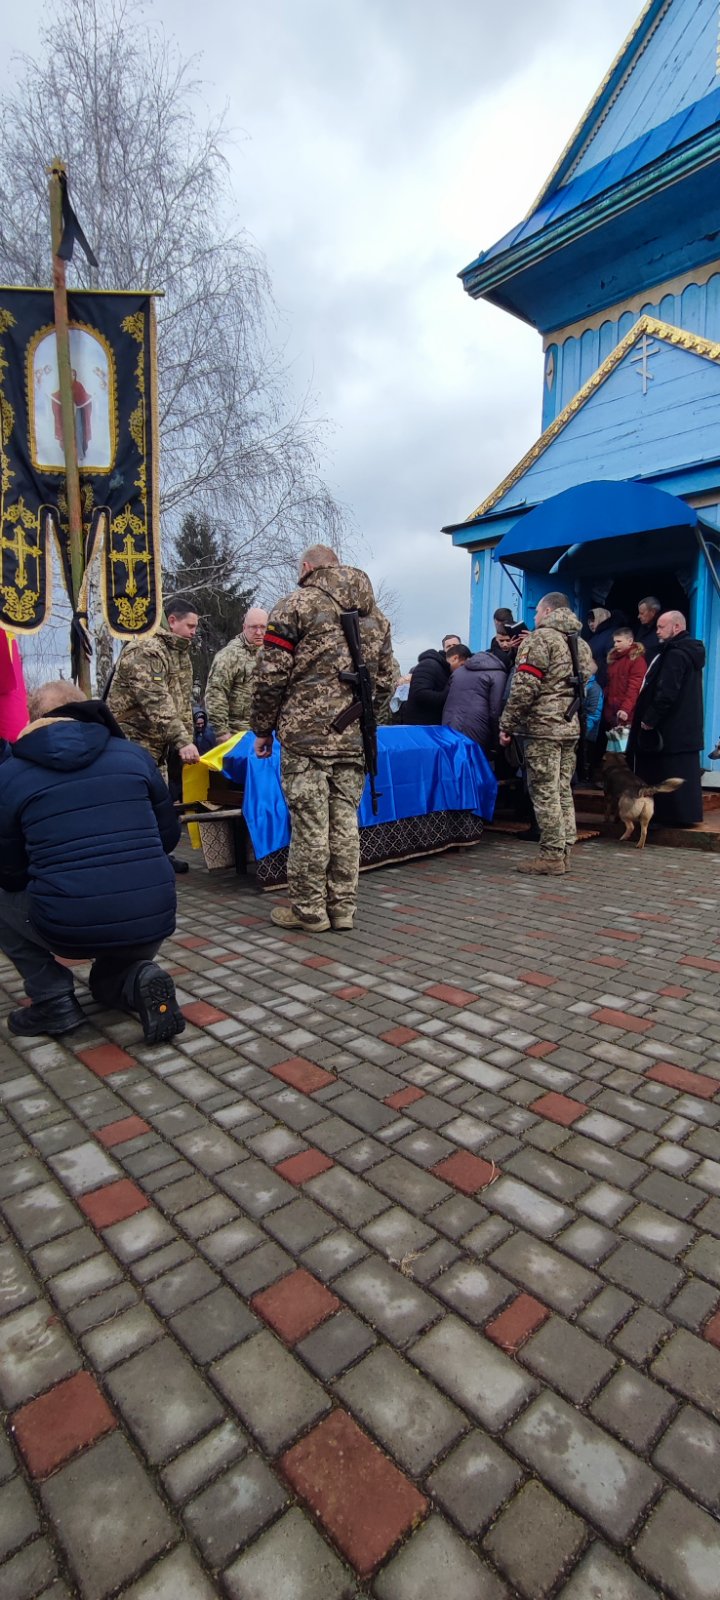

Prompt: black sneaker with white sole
[{"left": 132, "top": 963, "right": 185, "bottom": 1045}]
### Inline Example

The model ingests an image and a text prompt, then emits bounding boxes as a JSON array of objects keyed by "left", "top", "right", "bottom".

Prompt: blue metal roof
[{"left": 463, "top": 86, "right": 720, "bottom": 279}]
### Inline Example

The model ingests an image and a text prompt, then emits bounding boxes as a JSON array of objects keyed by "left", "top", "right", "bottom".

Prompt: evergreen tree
[{"left": 167, "top": 513, "right": 255, "bottom": 691}]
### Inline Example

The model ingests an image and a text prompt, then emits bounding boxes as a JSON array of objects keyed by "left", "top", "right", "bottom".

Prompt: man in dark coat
[
  {"left": 405, "top": 649, "right": 451, "bottom": 725},
  {"left": 635, "top": 596, "right": 662, "bottom": 665},
  {"left": 628, "top": 611, "right": 705, "bottom": 827},
  {"left": 442, "top": 647, "right": 508, "bottom": 751},
  {"left": 0, "top": 681, "right": 184, "bottom": 1041}
]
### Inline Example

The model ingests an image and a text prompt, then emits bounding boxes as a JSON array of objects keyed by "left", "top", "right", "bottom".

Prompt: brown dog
[{"left": 601, "top": 753, "right": 684, "bottom": 849}]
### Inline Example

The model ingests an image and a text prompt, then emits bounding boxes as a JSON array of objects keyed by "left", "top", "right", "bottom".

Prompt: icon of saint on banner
[{"left": 29, "top": 323, "right": 116, "bottom": 473}]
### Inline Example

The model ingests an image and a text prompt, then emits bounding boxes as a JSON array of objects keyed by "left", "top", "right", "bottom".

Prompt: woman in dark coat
[
  {"left": 442, "top": 651, "right": 507, "bottom": 750},
  {"left": 405, "top": 650, "right": 451, "bottom": 725},
  {"left": 628, "top": 613, "right": 705, "bottom": 826}
]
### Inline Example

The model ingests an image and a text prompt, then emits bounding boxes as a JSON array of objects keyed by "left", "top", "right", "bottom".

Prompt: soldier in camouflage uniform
[
  {"left": 205, "top": 607, "right": 268, "bottom": 739},
  {"left": 251, "top": 545, "right": 393, "bottom": 931},
  {"left": 106, "top": 596, "right": 199, "bottom": 776},
  {"left": 499, "top": 591, "right": 594, "bottom": 876}
]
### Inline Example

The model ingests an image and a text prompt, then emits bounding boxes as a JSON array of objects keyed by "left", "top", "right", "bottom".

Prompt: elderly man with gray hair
[
  {"left": 205, "top": 605, "right": 269, "bottom": 742},
  {"left": 628, "top": 610, "right": 705, "bottom": 827}
]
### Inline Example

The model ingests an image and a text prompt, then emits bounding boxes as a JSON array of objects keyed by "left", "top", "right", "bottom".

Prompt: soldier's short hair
[
  {"left": 538, "top": 592, "right": 569, "bottom": 612},
  {"left": 639, "top": 596, "right": 661, "bottom": 612},
  {"left": 28, "top": 680, "right": 86, "bottom": 721},
  {"left": 446, "top": 643, "right": 472, "bottom": 661},
  {"left": 165, "top": 594, "right": 200, "bottom": 620},
  {"left": 299, "top": 545, "right": 340, "bottom": 572},
  {"left": 493, "top": 608, "right": 514, "bottom": 626}
]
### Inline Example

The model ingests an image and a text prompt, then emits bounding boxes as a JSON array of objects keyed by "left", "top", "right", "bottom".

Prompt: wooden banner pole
[{"left": 47, "top": 157, "right": 91, "bottom": 694}]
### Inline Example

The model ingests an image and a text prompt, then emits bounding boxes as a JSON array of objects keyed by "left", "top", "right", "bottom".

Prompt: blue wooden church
[{"left": 445, "top": 0, "right": 720, "bottom": 754}]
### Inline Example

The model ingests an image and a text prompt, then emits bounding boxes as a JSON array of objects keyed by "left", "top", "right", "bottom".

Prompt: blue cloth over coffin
[{"left": 222, "top": 726, "right": 498, "bottom": 861}]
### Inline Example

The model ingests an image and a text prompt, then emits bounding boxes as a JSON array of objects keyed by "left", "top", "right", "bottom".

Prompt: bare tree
[{"left": 0, "top": 0, "right": 345, "bottom": 605}]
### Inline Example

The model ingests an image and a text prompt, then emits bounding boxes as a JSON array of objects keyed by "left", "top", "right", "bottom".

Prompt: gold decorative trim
[
  {"left": 25, "top": 320, "right": 118, "bottom": 476},
  {"left": 543, "top": 258, "right": 720, "bottom": 346},
  {"left": 526, "top": 0, "right": 659, "bottom": 217},
  {"left": 466, "top": 315, "right": 720, "bottom": 522},
  {"left": 97, "top": 303, "right": 161, "bottom": 640},
  {"left": 0, "top": 285, "right": 164, "bottom": 297}
]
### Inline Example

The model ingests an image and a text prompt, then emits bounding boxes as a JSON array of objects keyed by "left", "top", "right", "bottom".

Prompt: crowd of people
[
  {"left": 0, "top": 551, "right": 709, "bottom": 1038},
  {"left": 396, "top": 592, "right": 707, "bottom": 873}
]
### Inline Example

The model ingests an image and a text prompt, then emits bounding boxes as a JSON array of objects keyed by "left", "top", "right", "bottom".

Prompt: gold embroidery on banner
[
  {"left": 466, "top": 315, "right": 720, "bottom": 522},
  {"left": 0, "top": 497, "right": 42, "bottom": 626},
  {"left": 99, "top": 307, "right": 158, "bottom": 637}
]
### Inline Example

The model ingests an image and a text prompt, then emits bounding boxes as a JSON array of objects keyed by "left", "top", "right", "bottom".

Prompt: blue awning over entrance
[{"left": 492, "top": 481, "right": 697, "bottom": 573}]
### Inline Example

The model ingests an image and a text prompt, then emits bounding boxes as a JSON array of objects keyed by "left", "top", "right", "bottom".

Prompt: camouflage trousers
[
  {"left": 524, "top": 738, "right": 578, "bottom": 858},
  {"left": 280, "top": 750, "right": 366, "bottom": 920}
]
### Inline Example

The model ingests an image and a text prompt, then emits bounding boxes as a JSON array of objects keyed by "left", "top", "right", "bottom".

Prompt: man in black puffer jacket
[
  {"left": 0, "top": 681, "right": 184, "bottom": 1042},
  {"left": 442, "top": 648, "right": 507, "bottom": 750},
  {"left": 405, "top": 649, "right": 451, "bottom": 725}
]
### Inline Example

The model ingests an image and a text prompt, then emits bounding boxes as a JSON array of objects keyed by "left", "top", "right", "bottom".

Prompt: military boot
[
  {"left": 516, "top": 855, "right": 565, "bottom": 876},
  {"left": 270, "top": 904, "right": 331, "bottom": 932}
]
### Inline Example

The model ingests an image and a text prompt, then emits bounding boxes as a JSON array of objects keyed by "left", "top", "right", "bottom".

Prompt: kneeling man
[{"left": 0, "top": 681, "right": 184, "bottom": 1042}]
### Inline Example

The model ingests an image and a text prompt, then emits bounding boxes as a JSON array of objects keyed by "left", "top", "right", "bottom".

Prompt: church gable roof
[
  {"left": 461, "top": 1, "right": 720, "bottom": 325},
  {"left": 466, "top": 316, "right": 720, "bottom": 522},
  {"left": 536, "top": 0, "right": 718, "bottom": 208}
]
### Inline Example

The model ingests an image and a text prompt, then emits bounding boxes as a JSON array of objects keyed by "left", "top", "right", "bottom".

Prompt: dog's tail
[{"left": 640, "top": 778, "right": 684, "bottom": 796}]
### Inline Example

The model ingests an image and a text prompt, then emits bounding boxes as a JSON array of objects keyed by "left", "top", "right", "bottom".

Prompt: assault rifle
[
  {"left": 564, "top": 631, "right": 588, "bottom": 781},
  {"left": 331, "top": 609, "right": 381, "bottom": 815}
]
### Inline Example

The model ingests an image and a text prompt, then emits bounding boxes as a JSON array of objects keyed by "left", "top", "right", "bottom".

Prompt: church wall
[
  {"left": 467, "top": 548, "right": 523, "bottom": 651},
  {"left": 543, "top": 269, "right": 720, "bottom": 426}
]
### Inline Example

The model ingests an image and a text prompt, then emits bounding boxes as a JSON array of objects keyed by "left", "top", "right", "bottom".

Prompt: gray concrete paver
[{"left": 2, "top": 841, "right": 720, "bottom": 1598}]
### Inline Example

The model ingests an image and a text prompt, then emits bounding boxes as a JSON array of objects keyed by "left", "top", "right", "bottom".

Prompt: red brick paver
[
  {"left": 424, "top": 982, "right": 478, "bottom": 1006},
  {"left": 384, "top": 1085, "right": 425, "bottom": 1109},
  {"left": 679, "top": 955, "right": 720, "bottom": 973},
  {"left": 591, "top": 1007, "right": 653, "bottom": 1033},
  {"left": 181, "top": 1001, "right": 229, "bottom": 1026},
  {"left": 703, "top": 1311, "right": 720, "bottom": 1348},
  {"left": 12, "top": 1372, "right": 116, "bottom": 1478},
  {"left": 380, "top": 1026, "right": 420, "bottom": 1046},
  {"left": 660, "top": 985, "right": 690, "bottom": 998},
  {"left": 335, "top": 986, "right": 367, "bottom": 1001},
  {"left": 96, "top": 1115, "right": 151, "bottom": 1148},
  {"left": 270, "top": 1057, "right": 336, "bottom": 1094},
  {"left": 518, "top": 970, "right": 557, "bottom": 987},
  {"left": 79, "top": 1179, "right": 150, "bottom": 1229},
  {"left": 275, "top": 1149, "right": 335, "bottom": 1186},
  {"left": 531, "top": 1092, "right": 585, "bottom": 1126},
  {"left": 76, "top": 1043, "right": 137, "bottom": 1077},
  {"left": 525, "top": 1040, "right": 558, "bottom": 1058},
  {"left": 280, "top": 1409, "right": 428, "bottom": 1575},
  {"left": 251, "top": 1269, "right": 340, "bottom": 1344},
  {"left": 431, "top": 1151, "right": 497, "bottom": 1194},
  {"left": 646, "top": 1062, "right": 719, "bottom": 1100},
  {"left": 486, "top": 1293, "right": 550, "bottom": 1353}
]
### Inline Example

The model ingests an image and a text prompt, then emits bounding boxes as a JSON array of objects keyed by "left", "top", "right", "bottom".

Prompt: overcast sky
[{"left": 4, "top": 0, "right": 641, "bottom": 668}]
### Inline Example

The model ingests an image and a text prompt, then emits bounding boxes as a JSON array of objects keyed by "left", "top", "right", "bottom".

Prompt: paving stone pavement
[{"left": 1, "top": 834, "right": 720, "bottom": 1597}]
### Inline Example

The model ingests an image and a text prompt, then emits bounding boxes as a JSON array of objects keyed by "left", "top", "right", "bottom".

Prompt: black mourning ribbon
[{"left": 57, "top": 172, "right": 98, "bottom": 268}]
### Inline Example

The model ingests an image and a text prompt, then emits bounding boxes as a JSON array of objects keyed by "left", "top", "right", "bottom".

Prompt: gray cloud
[{"left": 4, "top": 0, "right": 641, "bottom": 666}]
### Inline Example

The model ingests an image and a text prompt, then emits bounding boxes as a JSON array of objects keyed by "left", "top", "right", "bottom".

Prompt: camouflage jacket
[
  {"left": 500, "top": 607, "right": 594, "bottom": 741},
  {"left": 250, "top": 564, "right": 394, "bottom": 760},
  {"left": 205, "top": 635, "right": 261, "bottom": 733},
  {"left": 106, "top": 628, "right": 194, "bottom": 763}
]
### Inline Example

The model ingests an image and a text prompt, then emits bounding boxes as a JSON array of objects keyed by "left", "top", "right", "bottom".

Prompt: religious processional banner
[{"left": 0, "top": 287, "right": 161, "bottom": 637}]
